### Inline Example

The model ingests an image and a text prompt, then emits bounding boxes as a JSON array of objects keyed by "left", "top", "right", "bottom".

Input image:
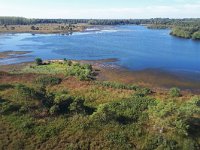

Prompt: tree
[
  {"left": 35, "top": 58, "right": 43, "bottom": 65},
  {"left": 31, "top": 26, "right": 36, "bottom": 30},
  {"left": 192, "top": 31, "right": 200, "bottom": 40}
]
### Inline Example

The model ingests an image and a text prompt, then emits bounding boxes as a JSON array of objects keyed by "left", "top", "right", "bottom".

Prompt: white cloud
[{"left": 0, "top": 3, "right": 200, "bottom": 19}]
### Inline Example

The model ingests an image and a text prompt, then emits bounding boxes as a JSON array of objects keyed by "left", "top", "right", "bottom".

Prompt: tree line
[
  {"left": 1, "top": 16, "right": 200, "bottom": 39},
  {"left": 1, "top": 16, "right": 200, "bottom": 26}
]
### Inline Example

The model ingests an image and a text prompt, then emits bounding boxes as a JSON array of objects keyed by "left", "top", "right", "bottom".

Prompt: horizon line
[{"left": 1, "top": 16, "right": 200, "bottom": 20}]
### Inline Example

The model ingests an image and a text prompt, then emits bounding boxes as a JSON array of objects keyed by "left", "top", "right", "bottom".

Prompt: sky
[{"left": 0, "top": 0, "right": 200, "bottom": 19}]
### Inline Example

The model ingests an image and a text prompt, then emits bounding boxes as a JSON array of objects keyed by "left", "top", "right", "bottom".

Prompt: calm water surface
[{"left": 0, "top": 25, "right": 200, "bottom": 79}]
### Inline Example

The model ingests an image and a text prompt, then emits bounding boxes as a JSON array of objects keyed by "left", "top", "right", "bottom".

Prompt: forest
[{"left": 1, "top": 17, "right": 200, "bottom": 26}]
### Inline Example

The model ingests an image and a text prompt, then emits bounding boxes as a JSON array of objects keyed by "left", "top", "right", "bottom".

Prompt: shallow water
[{"left": 0, "top": 25, "right": 200, "bottom": 80}]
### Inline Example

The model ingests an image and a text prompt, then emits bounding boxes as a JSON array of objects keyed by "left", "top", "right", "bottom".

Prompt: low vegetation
[
  {"left": 35, "top": 76, "right": 62, "bottom": 86},
  {"left": 22, "top": 59, "right": 94, "bottom": 81},
  {"left": 169, "top": 87, "right": 181, "bottom": 97},
  {"left": 0, "top": 60, "right": 200, "bottom": 149}
]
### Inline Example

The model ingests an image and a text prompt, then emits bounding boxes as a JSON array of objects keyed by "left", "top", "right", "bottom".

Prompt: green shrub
[
  {"left": 83, "top": 64, "right": 92, "bottom": 70},
  {"left": 134, "top": 88, "right": 152, "bottom": 97},
  {"left": 64, "top": 59, "right": 72, "bottom": 66},
  {"left": 69, "top": 98, "right": 86, "bottom": 114},
  {"left": 6, "top": 115, "right": 35, "bottom": 134},
  {"left": 49, "top": 105, "right": 60, "bottom": 115},
  {"left": 1, "top": 102, "right": 20, "bottom": 114},
  {"left": 91, "top": 104, "right": 117, "bottom": 124},
  {"left": 148, "top": 100, "right": 193, "bottom": 136},
  {"left": 0, "top": 84, "right": 14, "bottom": 90},
  {"left": 35, "top": 58, "right": 43, "bottom": 65},
  {"left": 106, "top": 131, "right": 132, "bottom": 149},
  {"left": 35, "top": 76, "right": 62, "bottom": 86},
  {"left": 66, "top": 63, "right": 93, "bottom": 81},
  {"left": 15, "top": 84, "right": 38, "bottom": 100},
  {"left": 95, "top": 81, "right": 139, "bottom": 91},
  {"left": 34, "top": 118, "right": 66, "bottom": 141},
  {"left": 91, "top": 96, "right": 155, "bottom": 124},
  {"left": 19, "top": 105, "right": 30, "bottom": 114},
  {"left": 54, "top": 93, "right": 72, "bottom": 105},
  {"left": 180, "top": 96, "right": 200, "bottom": 115},
  {"left": 142, "top": 135, "right": 179, "bottom": 150},
  {"left": 169, "top": 87, "right": 181, "bottom": 97}
]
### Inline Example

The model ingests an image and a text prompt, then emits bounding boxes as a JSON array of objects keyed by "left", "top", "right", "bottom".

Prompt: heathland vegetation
[
  {"left": 0, "top": 17, "right": 200, "bottom": 39},
  {"left": 0, "top": 58, "right": 200, "bottom": 149}
]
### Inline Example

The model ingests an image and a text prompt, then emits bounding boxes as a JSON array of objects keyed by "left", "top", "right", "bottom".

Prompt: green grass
[
  {"left": 95, "top": 81, "right": 139, "bottom": 91},
  {"left": 22, "top": 63, "right": 67, "bottom": 75},
  {"left": 35, "top": 76, "right": 62, "bottom": 86},
  {"left": 22, "top": 62, "right": 94, "bottom": 81}
]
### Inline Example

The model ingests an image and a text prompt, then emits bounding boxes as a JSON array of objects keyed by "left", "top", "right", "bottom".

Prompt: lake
[{"left": 0, "top": 25, "right": 200, "bottom": 81}]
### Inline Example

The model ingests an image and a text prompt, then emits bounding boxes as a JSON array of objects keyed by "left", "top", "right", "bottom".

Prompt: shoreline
[
  {"left": 0, "top": 50, "right": 32, "bottom": 59},
  {"left": 1, "top": 58, "right": 200, "bottom": 93},
  {"left": 0, "top": 23, "right": 89, "bottom": 34},
  {"left": 0, "top": 25, "right": 116, "bottom": 35},
  {"left": 1, "top": 24, "right": 200, "bottom": 41}
]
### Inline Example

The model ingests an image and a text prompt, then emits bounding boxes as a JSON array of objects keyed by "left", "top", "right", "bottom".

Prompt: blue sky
[{"left": 0, "top": 0, "right": 200, "bottom": 19}]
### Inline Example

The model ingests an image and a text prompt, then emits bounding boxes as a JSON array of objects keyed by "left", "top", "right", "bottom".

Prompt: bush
[
  {"left": 69, "top": 98, "right": 86, "bottom": 114},
  {"left": 169, "top": 87, "right": 181, "bottom": 97},
  {"left": 35, "top": 58, "right": 43, "bottom": 65},
  {"left": 134, "top": 88, "right": 152, "bottom": 97},
  {"left": 5, "top": 115, "right": 35, "bottom": 134},
  {"left": 95, "top": 81, "right": 139, "bottom": 91},
  {"left": 91, "top": 96, "right": 155, "bottom": 124},
  {"left": 19, "top": 105, "right": 30, "bottom": 114},
  {"left": 148, "top": 100, "right": 191, "bottom": 136},
  {"left": 15, "top": 84, "right": 38, "bottom": 100},
  {"left": 49, "top": 105, "right": 60, "bottom": 115},
  {"left": 54, "top": 93, "right": 72, "bottom": 105},
  {"left": 34, "top": 119, "right": 65, "bottom": 141},
  {"left": 106, "top": 131, "right": 132, "bottom": 149},
  {"left": 31, "top": 26, "right": 36, "bottom": 30},
  {"left": 1, "top": 102, "right": 20, "bottom": 114},
  {"left": 0, "top": 84, "right": 14, "bottom": 91},
  {"left": 35, "top": 76, "right": 62, "bottom": 86},
  {"left": 91, "top": 104, "right": 117, "bottom": 124},
  {"left": 66, "top": 63, "right": 93, "bottom": 81},
  {"left": 64, "top": 59, "right": 72, "bottom": 66},
  {"left": 83, "top": 64, "right": 92, "bottom": 70},
  {"left": 142, "top": 134, "right": 179, "bottom": 150}
]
